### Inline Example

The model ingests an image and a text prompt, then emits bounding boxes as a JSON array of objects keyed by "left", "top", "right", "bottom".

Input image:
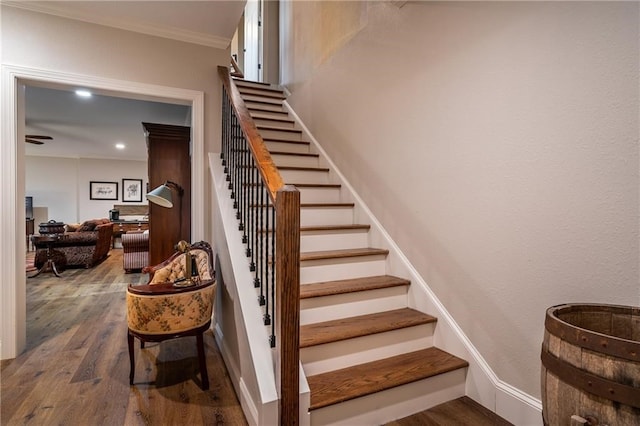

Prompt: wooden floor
[
  {"left": 387, "top": 396, "right": 513, "bottom": 426},
  {"left": 1, "top": 250, "right": 248, "bottom": 426},
  {"left": 2, "top": 249, "right": 511, "bottom": 426}
]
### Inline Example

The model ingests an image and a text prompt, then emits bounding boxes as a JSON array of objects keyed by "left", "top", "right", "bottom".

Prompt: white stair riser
[
  {"left": 300, "top": 256, "right": 386, "bottom": 284},
  {"left": 244, "top": 101, "right": 284, "bottom": 113},
  {"left": 264, "top": 141, "right": 311, "bottom": 154},
  {"left": 301, "top": 230, "right": 369, "bottom": 252},
  {"left": 233, "top": 185, "right": 343, "bottom": 205},
  {"left": 300, "top": 207, "right": 353, "bottom": 227},
  {"left": 253, "top": 117, "right": 296, "bottom": 129},
  {"left": 301, "top": 323, "right": 435, "bottom": 375},
  {"left": 271, "top": 153, "right": 320, "bottom": 168},
  {"left": 259, "top": 128, "right": 302, "bottom": 141},
  {"left": 279, "top": 169, "right": 330, "bottom": 184},
  {"left": 295, "top": 187, "right": 342, "bottom": 204},
  {"left": 300, "top": 286, "right": 407, "bottom": 324},
  {"left": 308, "top": 369, "right": 466, "bottom": 426},
  {"left": 247, "top": 230, "right": 368, "bottom": 255},
  {"left": 245, "top": 206, "right": 354, "bottom": 228}
]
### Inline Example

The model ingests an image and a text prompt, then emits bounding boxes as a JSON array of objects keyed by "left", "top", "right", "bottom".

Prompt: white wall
[
  {"left": 26, "top": 156, "right": 147, "bottom": 225},
  {"left": 280, "top": 1, "right": 639, "bottom": 399}
]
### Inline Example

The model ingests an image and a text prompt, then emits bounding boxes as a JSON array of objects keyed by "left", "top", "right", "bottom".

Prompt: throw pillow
[
  {"left": 77, "top": 220, "right": 97, "bottom": 232},
  {"left": 65, "top": 223, "right": 81, "bottom": 232}
]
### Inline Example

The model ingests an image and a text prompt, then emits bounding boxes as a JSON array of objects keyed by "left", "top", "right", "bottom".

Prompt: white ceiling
[
  {"left": 14, "top": 0, "right": 246, "bottom": 161},
  {"left": 25, "top": 85, "right": 191, "bottom": 161},
  {"left": 5, "top": 1, "right": 246, "bottom": 48}
]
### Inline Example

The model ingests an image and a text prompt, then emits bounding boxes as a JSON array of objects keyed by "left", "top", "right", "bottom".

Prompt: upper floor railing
[{"left": 218, "top": 66, "right": 300, "bottom": 425}]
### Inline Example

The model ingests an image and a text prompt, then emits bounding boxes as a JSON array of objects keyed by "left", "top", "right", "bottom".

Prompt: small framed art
[
  {"left": 122, "top": 178, "right": 143, "bottom": 202},
  {"left": 90, "top": 181, "right": 118, "bottom": 200}
]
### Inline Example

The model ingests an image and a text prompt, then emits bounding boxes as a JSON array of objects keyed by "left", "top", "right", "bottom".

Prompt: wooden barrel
[{"left": 541, "top": 303, "right": 640, "bottom": 425}]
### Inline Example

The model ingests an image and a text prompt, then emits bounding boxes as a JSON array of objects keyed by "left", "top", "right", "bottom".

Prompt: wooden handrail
[
  {"left": 230, "top": 55, "right": 244, "bottom": 79},
  {"left": 218, "top": 66, "right": 284, "bottom": 202},
  {"left": 218, "top": 66, "right": 300, "bottom": 425}
]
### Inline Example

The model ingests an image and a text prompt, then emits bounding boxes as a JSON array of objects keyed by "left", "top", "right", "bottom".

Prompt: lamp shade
[{"left": 146, "top": 184, "right": 173, "bottom": 208}]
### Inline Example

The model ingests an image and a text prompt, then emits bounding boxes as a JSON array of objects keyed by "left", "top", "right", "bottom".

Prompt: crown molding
[{"left": 2, "top": 1, "right": 231, "bottom": 49}]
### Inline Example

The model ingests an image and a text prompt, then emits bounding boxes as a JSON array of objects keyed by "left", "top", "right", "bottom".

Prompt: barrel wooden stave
[{"left": 542, "top": 304, "right": 640, "bottom": 426}]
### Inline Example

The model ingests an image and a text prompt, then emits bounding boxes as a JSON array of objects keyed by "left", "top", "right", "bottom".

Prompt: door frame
[{"left": 1, "top": 64, "right": 205, "bottom": 359}]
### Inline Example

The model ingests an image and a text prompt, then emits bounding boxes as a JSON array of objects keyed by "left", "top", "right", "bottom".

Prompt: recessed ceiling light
[
  {"left": 75, "top": 89, "right": 92, "bottom": 98},
  {"left": 115, "top": 143, "right": 126, "bottom": 150}
]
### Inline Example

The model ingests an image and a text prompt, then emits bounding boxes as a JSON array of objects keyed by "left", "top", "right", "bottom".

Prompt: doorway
[{"left": 1, "top": 65, "right": 205, "bottom": 360}]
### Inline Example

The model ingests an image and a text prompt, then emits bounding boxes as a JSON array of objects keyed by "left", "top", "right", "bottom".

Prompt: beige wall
[
  {"left": 281, "top": 1, "right": 639, "bottom": 398},
  {"left": 2, "top": 5, "right": 230, "bottom": 239},
  {"left": 1, "top": 5, "right": 233, "bottom": 358}
]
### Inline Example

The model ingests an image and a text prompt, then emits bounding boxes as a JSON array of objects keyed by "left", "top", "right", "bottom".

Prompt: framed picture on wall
[
  {"left": 90, "top": 181, "right": 118, "bottom": 200},
  {"left": 122, "top": 178, "right": 143, "bottom": 202}
]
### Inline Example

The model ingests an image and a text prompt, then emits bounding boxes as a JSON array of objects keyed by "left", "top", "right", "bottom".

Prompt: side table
[{"left": 30, "top": 234, "right": 66, "bottom": 278}]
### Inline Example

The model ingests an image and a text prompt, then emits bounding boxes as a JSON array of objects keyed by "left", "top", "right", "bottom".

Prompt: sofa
[{"left": 34, "top": 218, "right": 114, "bottom": 269}]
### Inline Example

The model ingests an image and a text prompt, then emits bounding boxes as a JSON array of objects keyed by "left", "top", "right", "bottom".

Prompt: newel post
[{"left": 275, "top": 185, "right": 300, "bottom": 425}]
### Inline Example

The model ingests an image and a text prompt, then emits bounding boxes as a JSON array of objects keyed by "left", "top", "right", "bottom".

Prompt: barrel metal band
[
  {"left": 545, "top": 312, "right": 639, "bottom": 362},
  {"left": 541, "top": 349, "right": 640, "bottom": 409}
]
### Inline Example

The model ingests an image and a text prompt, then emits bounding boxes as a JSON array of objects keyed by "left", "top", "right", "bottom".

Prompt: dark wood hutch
[{"left": 143, "top": 122, "right": 191, "bottom": 265}]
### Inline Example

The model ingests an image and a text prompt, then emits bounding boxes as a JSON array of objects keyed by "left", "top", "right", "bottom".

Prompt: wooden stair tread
[
  {"left": 248, "top": 107, "right": 289, "bottom": 115},
  {"left": 235, "top": 149, "right": 316, "bottom": 157},
  {"left": 258, "top": 224, "right": 369, "bottom": 235},
  {"left": 300, "top": 274, "right": 407, "bottom": 299},
  {"left": 243, "top": 98, "right": 283, "bottom": 106},
  {"left": 278, "top": 165, "right": 329, "bottom": 172},
  {"left": 290, "top": 183, "right": 340, "bottom": 188},
  {"left": 300, "top": 308, "right": 436, "bottom": 348},
  {"left": 257, "top": 125, "right": 302, "bottom": 133},
  {"left": 252, "top": 202, "right": 353, "bottom": 209},
  {"left": 232, "top": 78, "right": 272, "bottom": 87},
  {"left": 263, "top": 138, "right": 310, "bottom": 145},
  {"left": 307, "top": 347, "right": 469, "bottom": 410},
  {"left": 236, "top": 83, "right": 282, "bottom": 92},
  {"left": 302, "top": 202, "right": 354, "bottom": 208},
  {"left": 270, "top": 151, "right": 319, "bottom": 158},
  {"left": 301, "top": 224, "right": 368, "bottom": 231},
  {"left": 238, "top": 89, "right": 286, "bottom": 100},
  {"left": 251, "top": 116, "right": 295, "bottom": 124},
  {"left": 301, "top": 247, "right": 388, "bottom": 262}
]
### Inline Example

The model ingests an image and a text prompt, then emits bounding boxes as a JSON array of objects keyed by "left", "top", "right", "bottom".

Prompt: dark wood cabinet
[{"left": 143, "top": 122, "right": 191, "bottom": 265}]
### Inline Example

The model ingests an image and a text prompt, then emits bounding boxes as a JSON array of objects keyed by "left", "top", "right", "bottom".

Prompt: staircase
[{"left": 232, "top": 78, "right": 469, "bottom": 425}]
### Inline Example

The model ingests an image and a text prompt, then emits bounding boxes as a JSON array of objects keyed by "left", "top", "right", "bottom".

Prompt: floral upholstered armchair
[{"left": 126, "top": 241, "right": 216, "bottom": 390}]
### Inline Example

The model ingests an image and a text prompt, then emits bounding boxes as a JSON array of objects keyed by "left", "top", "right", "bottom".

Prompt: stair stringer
[
  {"left": 209, "top": 154, "right": 311, "bottom": 426},
  {"left": 282, "top": 102, "right": 543, "bottom": 426}
]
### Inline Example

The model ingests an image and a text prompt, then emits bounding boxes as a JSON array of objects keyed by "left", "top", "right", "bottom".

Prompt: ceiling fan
[{"left": 25, "top": 135, "right": 53, "bottom": 145}]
